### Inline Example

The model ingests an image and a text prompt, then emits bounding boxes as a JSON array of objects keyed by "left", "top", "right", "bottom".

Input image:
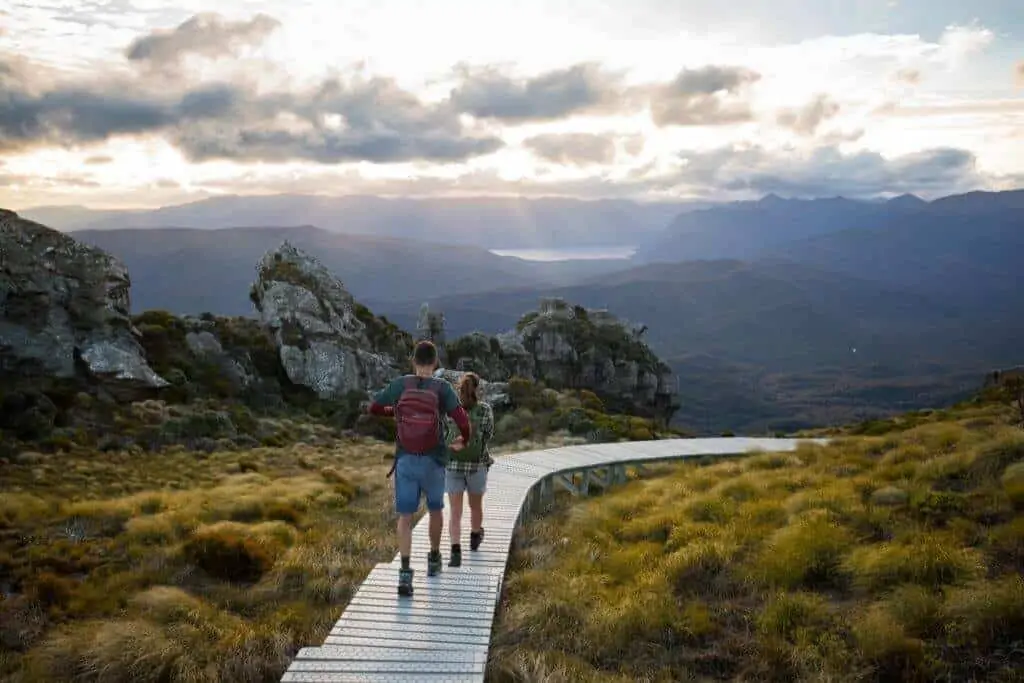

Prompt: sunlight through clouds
[{"left": 0, "top": 0, "right": 1021, "bottom": 207}]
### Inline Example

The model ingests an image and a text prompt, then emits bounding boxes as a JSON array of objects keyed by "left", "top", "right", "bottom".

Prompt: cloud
[
  {"left": 776, "top": 94, "right": 841, "bottom": 135},
  {"left": 125, "top": 12, "right": 281, "bottom": 69},
  {"left": 648, "top": 65, "right": 761, "bottom": 126},
  {"left": 893, "top": 67, "right": 922, "bottom": 84},
  {"left": 664, "top": 144, "right": 984, "bottom": 198},
  {"left": 523, "top": 133, "right": 617, "bottom": 166},
  {"left": 84, "top": 155, "right": 113, "bottom": 165},
  {"left": 448, "top": 63, "right": 623, "bottom": 122},
  {"left": 0, "top": 55, "right": 502, "bottom": 164},
  {"left": 1016, "top": 61, "right": 1024, "bottom": 87}
]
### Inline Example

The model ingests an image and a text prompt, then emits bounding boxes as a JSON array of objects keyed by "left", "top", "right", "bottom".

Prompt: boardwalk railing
[{"left": 280, "top": 437, "right": 824, "bottom": 682}]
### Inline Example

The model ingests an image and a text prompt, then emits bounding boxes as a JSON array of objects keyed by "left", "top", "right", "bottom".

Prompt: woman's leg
[
  {"left": 468, "top": 492, "right": 483, "bottom": 534},
  {"left": 467, "top": 467, "right": 488, "bottom": 549},
  {"left": 448, "top": 490, "right": 465, "bottom": 546}
]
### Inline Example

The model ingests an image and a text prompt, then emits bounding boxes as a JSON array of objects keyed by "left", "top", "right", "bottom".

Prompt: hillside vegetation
[{"left": 490, "top": 395, "right": 1024, "bottom": 682}]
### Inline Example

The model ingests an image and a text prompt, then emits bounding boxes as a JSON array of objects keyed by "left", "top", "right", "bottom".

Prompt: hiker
[
  {"left": 445, "top": 372, "right": 495, "bottom": 567},
  {"left": 368, "top": 340, "right": 471, "bottom": 597}
]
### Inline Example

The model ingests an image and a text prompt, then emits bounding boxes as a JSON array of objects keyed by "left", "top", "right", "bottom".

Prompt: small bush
[
  {"left": 752, "top": 510, "right": 854, "bottom": 589},
  {"left": 182, "top": 522, "right": 291, "bottom": 582},
  {"left": 844, "top": 533, "right": 985, "bottom": 592}
]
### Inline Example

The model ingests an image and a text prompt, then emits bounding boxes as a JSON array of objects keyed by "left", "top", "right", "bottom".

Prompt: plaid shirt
[{"left": 446, "top": 401, "right": 495, "bottom": 473}]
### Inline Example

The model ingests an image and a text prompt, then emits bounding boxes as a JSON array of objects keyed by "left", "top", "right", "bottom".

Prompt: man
[{"left": 368, "top": 340, "right": 471, "bottom": 597}]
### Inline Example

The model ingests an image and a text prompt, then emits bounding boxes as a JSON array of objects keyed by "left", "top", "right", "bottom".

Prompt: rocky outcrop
[
  {"left": 433, "top": 367, "right": 510, "bottom": 407},
  {"left": 249, "top": 242, "right": 401, "bottom": 399},
  {"left": 0, "top": 209, "right": 166, "bottom": 391},
  {"left": 416, "top": 303, "right": 447, "bottom": 362},
  {"left": 444, "top": 297, "right": 679, "bottom": 421}
]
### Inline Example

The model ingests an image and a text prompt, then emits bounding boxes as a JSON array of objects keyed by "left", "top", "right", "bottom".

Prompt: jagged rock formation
[
  {"left": 249, "top": 242, "right": 405, "bottom": 399},
  {"left": 416, "top": 303, "right": 447, "bottom": 362},
  {"left": 0, "top": 209, "right": 166, "bottom": 392},
  {"left": 445, "top": 297, "right": 679, "bottom": 421}
]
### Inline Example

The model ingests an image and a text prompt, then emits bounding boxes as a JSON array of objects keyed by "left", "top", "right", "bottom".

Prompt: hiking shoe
[
  {"left": 470, "top": 529, "right": 484, "bottom": 551},
  {"left": 449, "top": 547, "right": 462, "bottom": 568},
  {"left": 427, "top": 550, "right": 443, "bottom": 576},
  {"left": 397, "top": 567, "right": 414, "bottom": 597}
]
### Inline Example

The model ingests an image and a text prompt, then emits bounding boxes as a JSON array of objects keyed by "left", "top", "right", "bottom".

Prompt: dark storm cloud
[
  {"left": 0, "top": 53, "right": 502, "bottom": 163},
  {"left": 449, "top": 62, "right": 624, "bottom": 121},
  {"left": 668, "top": 144, "right": 982, "bottom": 197},
  {"left": 125, "top": 12, "right": 281, "bottom": 67},
  {"left": 648, "top": 65, "right": 761, "bottom": 126}
]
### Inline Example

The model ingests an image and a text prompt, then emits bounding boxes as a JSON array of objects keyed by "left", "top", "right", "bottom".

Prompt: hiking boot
[
  {"left": 397, "top": 567, "right": 414, "bottom": 597},
  {"left": 427, "top": 550, "right": 443, "bottom": 576},
  {"left": 449, "top": 546, "right": 462, "bottom": 568},
  {"left": 470, "top": 529, "right": 484, "bottom": 551}
]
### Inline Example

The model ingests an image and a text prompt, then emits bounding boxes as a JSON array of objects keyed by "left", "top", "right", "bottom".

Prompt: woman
[{"left": 445, "top": 372, "right": 494, "bottom": 567}]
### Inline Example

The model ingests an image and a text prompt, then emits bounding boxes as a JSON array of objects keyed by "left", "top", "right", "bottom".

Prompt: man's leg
[
  {"left": 394, "top": 455, "right": 420, "bottom": 596},
  {"left": 423, "top": 459, "right": 446, "bottom": 576},
  {"left": 446, "top": 471, "right": 466, "bottom": 566}
]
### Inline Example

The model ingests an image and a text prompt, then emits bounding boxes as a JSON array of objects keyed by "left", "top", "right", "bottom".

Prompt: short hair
[{"left": 412, "top": 340, "right": 438, "bottom": 367}]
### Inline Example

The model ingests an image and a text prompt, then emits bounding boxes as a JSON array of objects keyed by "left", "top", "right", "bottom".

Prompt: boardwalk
[{"left": 280, "top": 437, "right": 822, "bottom": 682}]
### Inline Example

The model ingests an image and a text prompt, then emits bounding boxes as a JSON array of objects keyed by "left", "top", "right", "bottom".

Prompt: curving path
[{"left": 280, "top": 437, "right": 824, "bottom": 682}]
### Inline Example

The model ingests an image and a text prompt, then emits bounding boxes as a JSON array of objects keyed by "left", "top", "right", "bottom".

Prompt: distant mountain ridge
[
  {"left": 635, "top": 188, "right": 1024, "bottom": 263},
  {"left": 21, "top": 194, "right": 710, "bottom": 252},
  {"left": 72, "top": 225, "right": 632, "bottom": 316}
]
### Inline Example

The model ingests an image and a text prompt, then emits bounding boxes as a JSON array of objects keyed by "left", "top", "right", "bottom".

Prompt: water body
[{"left": 489, "top": 245, "right": 637, "bottom": 261}]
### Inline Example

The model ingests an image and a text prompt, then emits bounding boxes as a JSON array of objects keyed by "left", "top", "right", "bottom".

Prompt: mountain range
[
  {"left": 12, "top": 187, "right": 1024, "bottom": 433},
  {"left": 20, "top": 195, "right": 705, "bottom": 251}
]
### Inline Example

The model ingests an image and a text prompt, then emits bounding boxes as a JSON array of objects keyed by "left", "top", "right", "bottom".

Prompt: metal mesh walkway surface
[{"left": 280, "top": 436, "right": 821, "bottom": 682}]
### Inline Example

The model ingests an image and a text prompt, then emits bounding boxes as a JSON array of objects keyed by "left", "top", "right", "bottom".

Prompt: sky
[{"left": 1, "top": 0, "right": 1022, "bottom": 209}]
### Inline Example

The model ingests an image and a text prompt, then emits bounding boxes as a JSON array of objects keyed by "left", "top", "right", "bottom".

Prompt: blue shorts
[
  {"left": 394, "top": 453, "right": 446, "bottom": 515},
  {"left": 446, "top": 467, "right": 488, "bottom": 495}
]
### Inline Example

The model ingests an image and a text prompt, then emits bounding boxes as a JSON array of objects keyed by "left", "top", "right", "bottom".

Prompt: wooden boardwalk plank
[{"left": 280, "top": 437, "right": 823, "bottom": 683}]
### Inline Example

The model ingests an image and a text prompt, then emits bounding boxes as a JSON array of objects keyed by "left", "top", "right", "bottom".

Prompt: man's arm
[
  {"left": 440, "top": 383, "right": 472, "bottom": 445},
  {"left": 367, "top": 380, "right": 399, "bottom": 417}
]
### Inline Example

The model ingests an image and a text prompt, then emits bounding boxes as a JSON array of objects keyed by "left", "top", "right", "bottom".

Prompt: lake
[{"left": 489, "top": 245, "right": 637, "bottom": 262}]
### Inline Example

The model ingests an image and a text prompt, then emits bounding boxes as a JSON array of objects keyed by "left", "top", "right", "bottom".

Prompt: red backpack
[{"left": 395, "top": 376, "right": 444, "bottom": 454}]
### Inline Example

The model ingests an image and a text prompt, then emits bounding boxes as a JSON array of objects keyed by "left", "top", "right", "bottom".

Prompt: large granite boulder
[
  {"left": 250, "top": 241, "right": 399, "bottom": 399},
  {"left": 0, "top": 209, "right": 166, "bottom": 391}
]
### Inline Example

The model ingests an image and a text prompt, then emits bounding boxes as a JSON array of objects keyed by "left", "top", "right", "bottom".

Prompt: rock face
[
  {"left": 433, "top": 367, "right": 510, "bottom": 408},
  {"left": 445, "top": 297, "right": 679, "bottom": 421},
  {"left": 250, "top": 242, "right": 400, "bottom": 399},
  {"left": 0, "top": 209, "right": 166, "bottom": 390}
]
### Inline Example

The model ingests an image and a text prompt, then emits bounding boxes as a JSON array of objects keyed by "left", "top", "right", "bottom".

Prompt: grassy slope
[
  {"left": 491, "top": 401, "right": 1024, "bottom": 682},
  {"left": 0, "top": 438, "right": 399, "bottom": 682},
  {"left": 0, "top": 401, "right": 612, "bottom": 683}
]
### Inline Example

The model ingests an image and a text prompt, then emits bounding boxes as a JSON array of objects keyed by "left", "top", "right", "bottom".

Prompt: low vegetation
[
  {"left": 0, "top": 379, "right": 657, "bottom": 682},
  {"left": 490, "top": 398, "right": 1024, "bottom": 682},
  {"left": 0, "top": 437, "right": 398, "bottom": 681}
]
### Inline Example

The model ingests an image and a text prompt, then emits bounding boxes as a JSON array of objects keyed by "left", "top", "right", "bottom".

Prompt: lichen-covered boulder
[
  {"left": 250, "top": 241, "right": 400, "bottom": 398},
  {"left": 0, "top": 209, "right": 166, "bottom": 390}
]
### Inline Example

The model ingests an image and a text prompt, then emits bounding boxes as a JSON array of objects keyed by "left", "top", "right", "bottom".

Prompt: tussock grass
[
  {"left": 491, "top": 401, "right": 1024, "bottom": 682},
  {"left": 0, "top": 438, "right": 399, "bottom": 681}
]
